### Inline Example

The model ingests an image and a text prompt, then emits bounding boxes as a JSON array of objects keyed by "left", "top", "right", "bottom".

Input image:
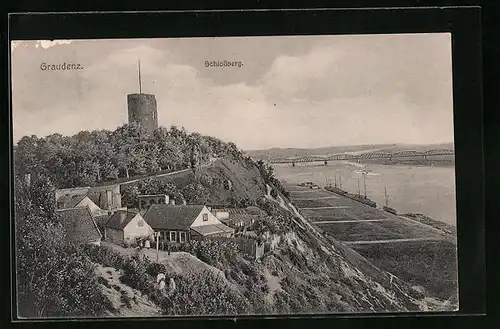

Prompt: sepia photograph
[{"left": 11, "top": 34, "right": 458, "bottom": 318}]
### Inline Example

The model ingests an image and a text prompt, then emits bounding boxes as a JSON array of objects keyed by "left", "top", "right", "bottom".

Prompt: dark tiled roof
[
  {"left": 105, "top": 210, "right": 138, "bottom": 230},
  {"left": 56, "top": 194, "right": 87, "bottom": 209},
  {"left": 143, "top": 204, "right": 204, "bottom": 230},
  {"left": 56, "top": 207, "right": 101, "bottom": 244},
  {"left": 93, "top": 214, "right": 110, "bottom": 230}
]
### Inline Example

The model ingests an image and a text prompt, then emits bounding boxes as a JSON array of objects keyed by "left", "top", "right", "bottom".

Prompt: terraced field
[
  {"left": 351, "top": 241, "right": 458, "bottom": 301},
  {"left": 286, "top": 183, "right": 458, "bottom": 302},
  {"left": 316, "top": 218, "right": 444, "bottom": 242}
]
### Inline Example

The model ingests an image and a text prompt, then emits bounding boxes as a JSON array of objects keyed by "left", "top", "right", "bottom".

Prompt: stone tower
[
  {"left": 127, "top": 93, "right": 158, "bottom": 133},
  {"left": 127, "top": 60, "right": 158, "bottom": 134}
]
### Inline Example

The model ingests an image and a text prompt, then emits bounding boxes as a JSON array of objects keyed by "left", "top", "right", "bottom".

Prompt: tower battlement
[{"left": 127, "top": 93, "right": 158, "bottom": 134}]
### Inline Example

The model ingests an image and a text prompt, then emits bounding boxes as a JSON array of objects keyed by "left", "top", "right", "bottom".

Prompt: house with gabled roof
[
  {"left": 104, "top": 210, "right": 153, "bottom": 246},
  {"left": 143, "top": 204, "right": 234, "bottom": 243},
  {"left": 55, "top": 193, "right": 109, "bottom": 217},
  {"left": 55, "top": 207, "right": 102, "bottom": 246},
  {"left": 55, "top": 184, "right": 122, "bottom": 212}
]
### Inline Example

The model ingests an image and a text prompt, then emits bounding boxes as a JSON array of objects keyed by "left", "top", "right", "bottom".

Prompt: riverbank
[{"left": 401, "top": 213, "right": 457, "bottom": 238}]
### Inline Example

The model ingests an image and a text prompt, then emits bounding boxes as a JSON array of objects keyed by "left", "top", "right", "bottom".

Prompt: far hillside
[
  {"left": 375, "top": 142, "right": 454, "bottom": 153},
  {"left": 245, "top": 143, "right": 454, "bottom": 161}
]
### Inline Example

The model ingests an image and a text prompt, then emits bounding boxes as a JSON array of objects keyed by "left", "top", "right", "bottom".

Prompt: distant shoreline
[
  {"left": 271, "top": 159, "right": 455, "bottom": 168},
  {"left": 357, "top": 159, "right": 455, "bottom": 168}
]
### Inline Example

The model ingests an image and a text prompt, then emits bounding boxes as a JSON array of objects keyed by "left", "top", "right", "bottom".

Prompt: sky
[{"left": 10, "top": 34, "right": 454, "bottom": 150}]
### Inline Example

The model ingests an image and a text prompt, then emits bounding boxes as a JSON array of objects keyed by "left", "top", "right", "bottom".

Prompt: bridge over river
[{"left": 268, "top": 149, "right": 454, "bottom": 164}]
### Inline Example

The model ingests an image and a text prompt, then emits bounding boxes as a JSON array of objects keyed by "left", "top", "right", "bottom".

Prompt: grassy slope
[{"left": 131, "top": 155, "right": 268, "bottom": 205}]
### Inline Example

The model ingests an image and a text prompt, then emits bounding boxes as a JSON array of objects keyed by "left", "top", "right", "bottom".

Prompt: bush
[
  {"left": 120, "top": 292, "right": 132, "bottom": 308},
  {"left": 159, "top": 270, "right": 252, "bottom": 315},
  {"left": 198, "top": 173, "right": 214, "bottom": 187},
  {"left": 146, "top": 262, "right": 167, "bottom": 277},
  {"left": 83, "top": 244, "right": 127, "bottom": 269},
  {"left": 120, "top": 254, "right": 156, "bottom": 293}
]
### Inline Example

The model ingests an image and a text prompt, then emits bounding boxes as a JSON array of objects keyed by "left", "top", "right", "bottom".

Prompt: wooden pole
[
  {"left": 138, "top": 60, "right": 142, "bottom": 94},
  {"left": 364, "top": 176, "right": 367, "bottom": 198},
  {"left": 156, "top": 232, "right": 159, "bottom": 262}
]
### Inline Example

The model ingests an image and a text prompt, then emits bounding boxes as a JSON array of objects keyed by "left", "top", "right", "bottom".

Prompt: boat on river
[{"left": 382, "top": 186, "right": 398, "bottom": 215}]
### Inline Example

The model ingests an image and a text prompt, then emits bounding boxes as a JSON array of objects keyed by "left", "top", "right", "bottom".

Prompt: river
[{"left": 272, "top": 161, "right": 457, "bottom": 226}]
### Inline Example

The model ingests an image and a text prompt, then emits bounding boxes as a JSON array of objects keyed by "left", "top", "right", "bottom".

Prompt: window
[
  {"left": 179, "top": 232, "right": 185, "bottom": 243},
  {"left": 202, "top": 214, "right": 208, "bottom": 222},
  {"left": 170, "top": 231, "right": 177, "bottom": 242},
  {"left": 138, "top": 219, "right": 144, "bottom": 227}
]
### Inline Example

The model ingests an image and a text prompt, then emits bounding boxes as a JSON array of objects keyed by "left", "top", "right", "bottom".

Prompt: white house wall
[
  {"left": 215, "top": 211, "right": 230, "bottom": 220},
  {"left": 190, "top": 206, "right": 224, "bottom": 228},
  {"left": 123, "top": 213, "right": 154, "bottom": 241}
]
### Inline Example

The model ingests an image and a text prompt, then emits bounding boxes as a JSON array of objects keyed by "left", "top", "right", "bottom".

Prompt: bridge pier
[
  {"left": 324, "top": 160, "right": 328, "bottom": 166},
  {"left": 292, "top": 162, "right": 295, "bottom": 167}
]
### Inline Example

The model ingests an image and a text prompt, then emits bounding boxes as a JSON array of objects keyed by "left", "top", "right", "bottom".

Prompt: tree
[
  {"left": 182, "top": 183, "right": 210, "bottom": 204},
  {"left": 112, "top": 123, "right": 148, "bottom": 178},
  {"left": 15, "top": 174, "right": 112, "bottom": 318},
  {"left": 14, "top": 136, "right": 45, "bottom": 177},
  {"left": 90, "top": 130, "right": 118, "bottom": 182}
]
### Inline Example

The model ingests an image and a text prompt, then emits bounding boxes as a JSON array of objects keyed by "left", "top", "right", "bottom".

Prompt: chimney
[
  {"left": 170, "top": 199, "right": 176, "bottom": 205},
  {"left": 164, "top": 195, "right": 170, "bottom": 204}
]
